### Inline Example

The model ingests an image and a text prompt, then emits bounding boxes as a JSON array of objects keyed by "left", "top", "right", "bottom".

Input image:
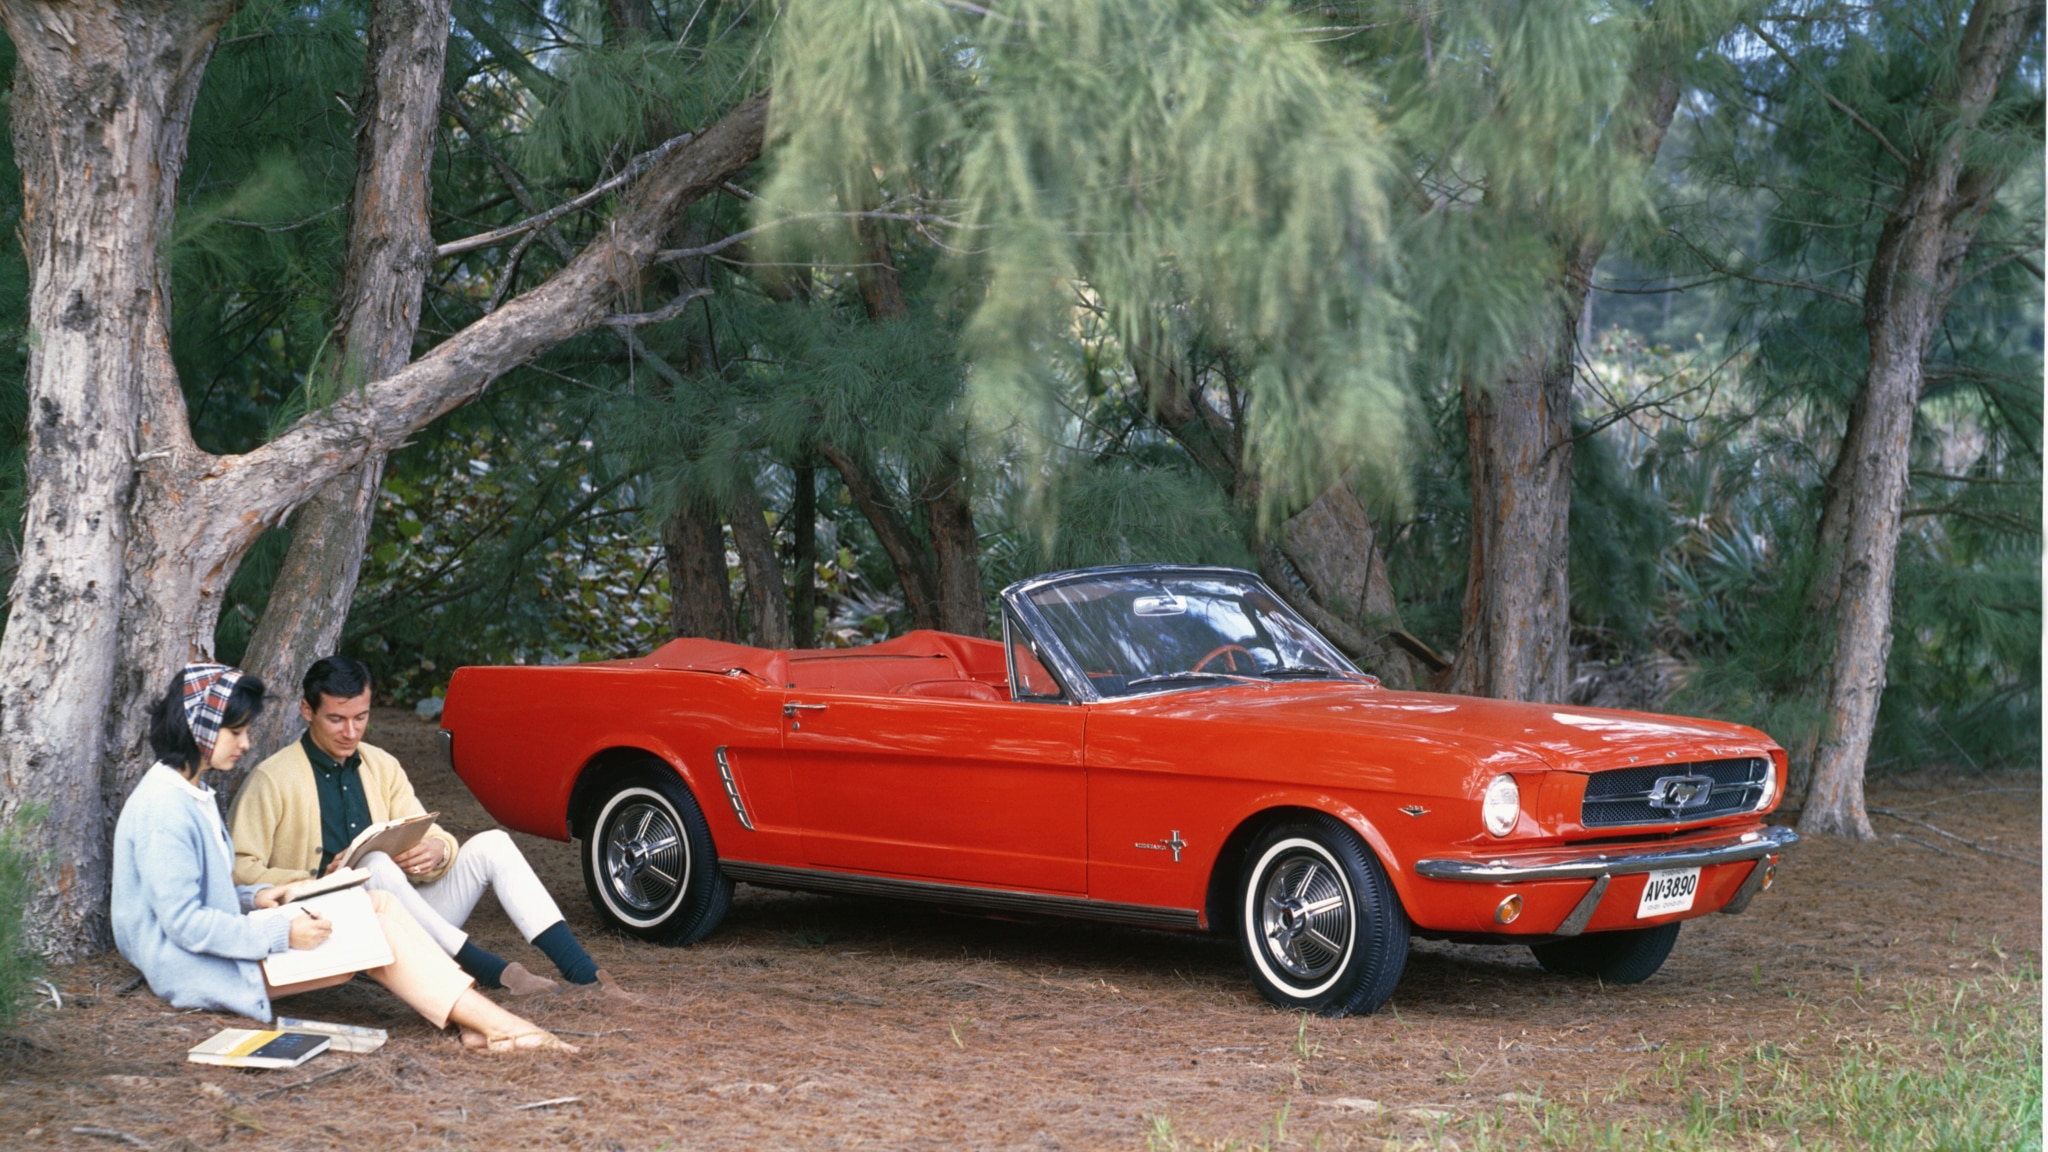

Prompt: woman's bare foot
[{"left": 460, "top": 1027, "right": 578, "bottom": 1054}]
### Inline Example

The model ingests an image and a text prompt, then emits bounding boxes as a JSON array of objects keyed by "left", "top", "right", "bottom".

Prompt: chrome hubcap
[
  {"left": 1259, "top": 852, "right": 1352, "bottom": 981},
  {"left": 604, "top": 801, "right": 685, "bottom": 913}
]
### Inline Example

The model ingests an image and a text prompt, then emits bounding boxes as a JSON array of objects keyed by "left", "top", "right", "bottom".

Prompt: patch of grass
[
  {"left": 1466, "top": 971, "right": 2041, "bottom": 1151},
  {"left": 0, "top": 804, "right": 46, "bottom": 1029}
]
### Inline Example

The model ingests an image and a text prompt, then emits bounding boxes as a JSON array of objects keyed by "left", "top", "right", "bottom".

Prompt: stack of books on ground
[{"left": 186, "top": 1030, "right": 331, "bottom": 1069}]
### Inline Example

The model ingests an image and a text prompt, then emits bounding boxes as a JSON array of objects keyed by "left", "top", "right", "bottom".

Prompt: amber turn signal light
[
  {"left": 1495, "top": 894, "right": 1523, "bottom": 924},
  {"left": 1761, "top": 860, "right": 1776, "bottom": 891}
]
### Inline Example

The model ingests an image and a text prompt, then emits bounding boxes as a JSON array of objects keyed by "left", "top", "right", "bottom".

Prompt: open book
[
  {"left": 332, "top": 811, "right": 439, "bottom": 872},
  {"left": 261, "top": 887, "right": 394, "bottom": 986},
  {"left": 277, "top": 866, "right": 369, "bottom": 904}
]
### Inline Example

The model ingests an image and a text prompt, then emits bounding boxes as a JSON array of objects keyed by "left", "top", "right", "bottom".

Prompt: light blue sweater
[{"left": 112, "top": 765, "right": 293, "bottom": 1021}]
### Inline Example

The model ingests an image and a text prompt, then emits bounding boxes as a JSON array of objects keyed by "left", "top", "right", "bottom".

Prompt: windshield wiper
[
  {"left": 1260, "top": 665, "right": 1342, "bottom": 679},
  {"left": 1125, "top": 671, "right": 1262, "bottom": 689}
]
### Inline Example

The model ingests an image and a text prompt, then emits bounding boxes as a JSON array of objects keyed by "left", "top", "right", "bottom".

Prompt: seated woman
[{"left": 112, "top": 664, "right": 575, "bottom": 1055}]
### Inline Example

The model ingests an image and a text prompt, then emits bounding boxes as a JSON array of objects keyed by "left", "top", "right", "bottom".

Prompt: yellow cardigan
[{"left": 227, "top": 738, "right": 460, "bottom": 888}]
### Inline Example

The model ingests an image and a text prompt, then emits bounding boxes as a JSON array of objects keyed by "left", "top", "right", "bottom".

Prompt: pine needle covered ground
[{"left": 2, "top": 711, "right": 2035, "bottom": 1151}]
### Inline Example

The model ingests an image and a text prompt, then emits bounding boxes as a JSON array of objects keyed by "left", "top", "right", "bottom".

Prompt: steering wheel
[{"left": 1192, "top": 644, "right": 1254, "bottom": 674}]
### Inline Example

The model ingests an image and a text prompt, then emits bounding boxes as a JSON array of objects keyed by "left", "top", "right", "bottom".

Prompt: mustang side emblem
[
  {"left": 1648, "top": 774, "right": 1716, "bottom": 812},
  {"left": 1399, "top": 805, "right": 1429, "bottom": 818},
  {"left": 1135, "top": 831, "right": 1187, "bottom": 862}
]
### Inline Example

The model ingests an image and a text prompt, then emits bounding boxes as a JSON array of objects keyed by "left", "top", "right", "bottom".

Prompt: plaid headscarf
[{"left": 180, "top": 663, "right": 244, "bottom": 762}]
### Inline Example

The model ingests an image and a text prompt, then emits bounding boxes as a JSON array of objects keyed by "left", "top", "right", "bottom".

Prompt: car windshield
[{"left": 1022, "top": 572, "right": 1359, "bottom": 697}]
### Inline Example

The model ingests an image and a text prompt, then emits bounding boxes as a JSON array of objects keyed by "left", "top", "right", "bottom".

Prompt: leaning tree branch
[
  {"left": 434, "top": 126, "right": 707, "bottom": 258},
  {"left": 234, "top": 90, "right": 770, "bottom": 505},
  {"left": 605, "top": 287, "right": 713, "bottom": 327}
]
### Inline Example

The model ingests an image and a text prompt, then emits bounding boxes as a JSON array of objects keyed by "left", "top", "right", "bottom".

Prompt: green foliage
[
  {"left": 0, "top": 804, "right": 45, "bottom": 1029},
  {"left": 765, "top": 0, "right": 1417, "bottom": 519}
]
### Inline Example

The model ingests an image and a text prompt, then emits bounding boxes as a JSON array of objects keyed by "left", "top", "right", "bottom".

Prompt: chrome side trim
[
  {"left": 1414, "top": 825, "right": 1799, "bottom": 883},
  {"left": 1718, "top": 856, "right": 1775, "bottom": 916},
  {"left": 712, "top": 746, "right": 754, "bottom": 831},
  {"left": 719, "top": 861, "right": 1202, "bottom": 931},
  {"left": 1553, "top": 874, "right": 1610, "bottom": 937},
  {"left": 437, "top": 729, "right": 454, "bottom": 769}
]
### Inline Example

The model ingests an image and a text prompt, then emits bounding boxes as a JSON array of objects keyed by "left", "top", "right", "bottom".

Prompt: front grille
[{"left": 1580, "top": 757, "right": 1768, "bottom": 828}]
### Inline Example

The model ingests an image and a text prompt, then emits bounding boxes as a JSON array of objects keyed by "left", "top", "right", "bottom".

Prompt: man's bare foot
[{"left": 499, "top": 961, "right": 558, "bottom": 997}]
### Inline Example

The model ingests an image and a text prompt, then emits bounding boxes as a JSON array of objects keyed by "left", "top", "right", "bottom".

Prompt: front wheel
[
  {"left": 1530, "top": 922, "right": 1680, "bottom": 984},
  {"left": 1236, "top": 816, "right": 1410, "bottom": 1016},
  {"left": 581, "top": 764, "right": 732, "bottom": 945}
]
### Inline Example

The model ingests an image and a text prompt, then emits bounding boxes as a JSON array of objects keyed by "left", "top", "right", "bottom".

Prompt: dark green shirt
[{"left": 305, "top": 732, "right": 374, "bottom": 872}]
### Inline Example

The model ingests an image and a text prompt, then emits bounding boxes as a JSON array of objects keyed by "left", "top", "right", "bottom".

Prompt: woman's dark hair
[
  {"left": 302, "top": 656, "right": 373, "bottom": 708},
  {"left": 148, "top": 672, "right": 268, "bottom": 772}
]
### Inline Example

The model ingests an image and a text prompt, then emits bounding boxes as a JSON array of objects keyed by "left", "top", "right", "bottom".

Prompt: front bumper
[{"left": 1412, "top": 824, "right": 1798, "bottom": 937}]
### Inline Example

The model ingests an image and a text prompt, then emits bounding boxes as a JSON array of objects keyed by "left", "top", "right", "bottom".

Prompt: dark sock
[
  {"left": 531, "top": 921, "right": 599, "bottom": 985},
  {"left": 454, "top": 940, "right": 509, "bottom": 989}
]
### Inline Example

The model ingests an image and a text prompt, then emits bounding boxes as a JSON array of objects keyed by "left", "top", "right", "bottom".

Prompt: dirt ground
[{"left": 3, "top": 708, "right": 2038, "bottom": 1150}]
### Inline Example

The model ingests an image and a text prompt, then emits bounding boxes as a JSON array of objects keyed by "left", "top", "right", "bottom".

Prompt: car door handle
[{"left": 783, "top": 702, "right": 828, "bottom": 718}]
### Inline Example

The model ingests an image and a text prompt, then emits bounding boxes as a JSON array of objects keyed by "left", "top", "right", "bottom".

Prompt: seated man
[{"left": 230, "top": 656, "right": 615, "bottom": 997}]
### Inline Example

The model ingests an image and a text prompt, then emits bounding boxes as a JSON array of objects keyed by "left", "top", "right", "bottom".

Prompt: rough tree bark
[
  {"left": 816, "top": 439, "right": 940, "bottom": 628},
  {"left": 790, "top": 463, "right": 818, "bottom": 647},
  {"left": 666, "top": 502, "right": 736, "bottom": 641},
  {"left": 729, "top": 475, "right": 792, "bottom": 649},
  {"left": 1798, "top": 0, "right": 2041, "bottom": 839},
  {"left": 0, "top": 0, "right": 768, "bottom": 951},
  {"left": 0, "top": 0, "right": 238, "bottom": 957},
  {"left": 1276, "top": 480, "right": 1423, "bottom": 688},
  {"left": 237, "top": 0, "right": 452, "bottom": 771},
  {"left": 1446, "top": 70, "right": 1681, "bottom": 703}
]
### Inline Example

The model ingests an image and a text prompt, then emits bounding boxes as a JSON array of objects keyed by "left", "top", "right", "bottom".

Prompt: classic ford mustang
[{"left": 441, "top": 564, "right": 1795, "bottom": 1015}]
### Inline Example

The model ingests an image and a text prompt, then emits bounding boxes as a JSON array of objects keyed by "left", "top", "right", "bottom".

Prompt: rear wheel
[
  {"left": 1235, "top": 816, "right": 1409, "bottom": 1016},
  {"left": 580, "top": 764, "right": 731, "bottom": 944},
  {"left": 1531, "top": 922, "right": 1680, "bottom": 984}
]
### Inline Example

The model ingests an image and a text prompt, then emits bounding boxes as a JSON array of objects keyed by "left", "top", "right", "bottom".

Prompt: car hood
[{"left": 1100, "top": 681, "right": 1778, "bottom": 773}]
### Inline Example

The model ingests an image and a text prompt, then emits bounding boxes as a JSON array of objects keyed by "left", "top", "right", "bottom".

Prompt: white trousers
[{"left": 358, "top": 829, "right": 565, "bottom": 957}]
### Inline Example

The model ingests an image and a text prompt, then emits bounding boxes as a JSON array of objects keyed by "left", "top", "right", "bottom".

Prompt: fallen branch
[
  {"left": 72, "top": 1127, "right": 151, "bottom": 1148},
  {"left": 514, "top": 1096, "right": 582, "bottom": 1110},
  {"left": 1891, "top": 832, "right": 1957, "bottom": 858},
  {"left": 254, "top": 1061, "right": 364, "bottom": 1100},
  {"left": 1870, "top": 808, "right": 2039, "bottom": 866}
]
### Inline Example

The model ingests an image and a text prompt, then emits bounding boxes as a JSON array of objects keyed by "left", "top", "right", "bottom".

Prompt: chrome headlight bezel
[
  {"left": 1482, "top": 773, "right": 1520, "bottom": 838},
  {"left": 1755, "top": 758, "right": 1777, "bottom": 812}
]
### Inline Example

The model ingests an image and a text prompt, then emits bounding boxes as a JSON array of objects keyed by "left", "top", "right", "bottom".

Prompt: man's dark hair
[
  {"left": 149, "top": 672, "right": 267, "bottom": 771},
  {"left": 303, "top": 656, "right": 374, "bottom": 708}
]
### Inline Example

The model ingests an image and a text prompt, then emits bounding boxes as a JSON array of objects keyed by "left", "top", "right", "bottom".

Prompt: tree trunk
[
  {"left": 729, "top": 473, "right": 791, "bottom": 649},
  {"left": 920, "top": 449, "right": 986, "bottom": 636},
  {"left": 816, "top": 439, "right": 939, "bottom": 629},
  {"left": 1799, "top": 0, "right": 2040, "bottom": 839},
  {"left": 1446, "top": 71, "right": 1681, "bottom": 703},
  {"left": 790, "top": 463, "right": 818, "bottom": 648},
  {"left": 238, "top": 0, "right": 451, "bottom": 772},
  {"left": 0, "top": 0, "right": 239, "bottom": 959},
  {"left": 665, "top": 503, "right": 735, "bottom": 641},
  {"left": 0, "top": 43, "right": 766, "bottom": 957},
  {"left": 1278, "top": 479, "right": 1421, "bottom": 688}
]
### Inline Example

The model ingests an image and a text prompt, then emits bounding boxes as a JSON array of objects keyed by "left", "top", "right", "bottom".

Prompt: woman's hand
[
  {"left": 253, "top": 886, "right": 289, "bottom": 909},
  {"left": 287, "top": 910, "right": 331, "bottom": 951}
]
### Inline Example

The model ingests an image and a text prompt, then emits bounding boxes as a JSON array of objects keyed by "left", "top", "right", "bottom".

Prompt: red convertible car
[{"left": 441, "top": 564, "right": 1795, "bottom": 1015}]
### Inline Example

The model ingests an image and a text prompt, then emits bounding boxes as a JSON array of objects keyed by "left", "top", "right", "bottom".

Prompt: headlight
[
  {"left": 1482, "top": 774, "right": 1520, "bottom": 837},
  {"left": 1755, "top": 759, "right": 1776, "bottom": 811}
]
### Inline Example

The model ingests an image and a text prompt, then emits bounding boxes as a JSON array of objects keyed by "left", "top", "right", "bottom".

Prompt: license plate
[{"left": 1636, "top": 868, "right": 1700, "bottom": 918}]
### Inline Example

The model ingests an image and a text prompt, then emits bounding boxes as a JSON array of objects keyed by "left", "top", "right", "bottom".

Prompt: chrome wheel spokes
[
  {"left": 1260, "top": 851, "right": 1353, "bottom": 981},
  {"left": 604, "top": 800, "right": 687, "bottom": 913}
]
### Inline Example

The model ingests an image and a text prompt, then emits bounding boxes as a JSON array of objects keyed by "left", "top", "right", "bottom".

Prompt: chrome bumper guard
[{"left": 1415, "top": 825, "right": 1798, "bottom": 936}]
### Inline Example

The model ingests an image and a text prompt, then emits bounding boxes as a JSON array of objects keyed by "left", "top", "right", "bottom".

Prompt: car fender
[
  {"left": 563, "top": 734, "right": 707, "bottom": 841},
  {"left": 1199, "top": 789, "right": 1414, "bottom": 931}
]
